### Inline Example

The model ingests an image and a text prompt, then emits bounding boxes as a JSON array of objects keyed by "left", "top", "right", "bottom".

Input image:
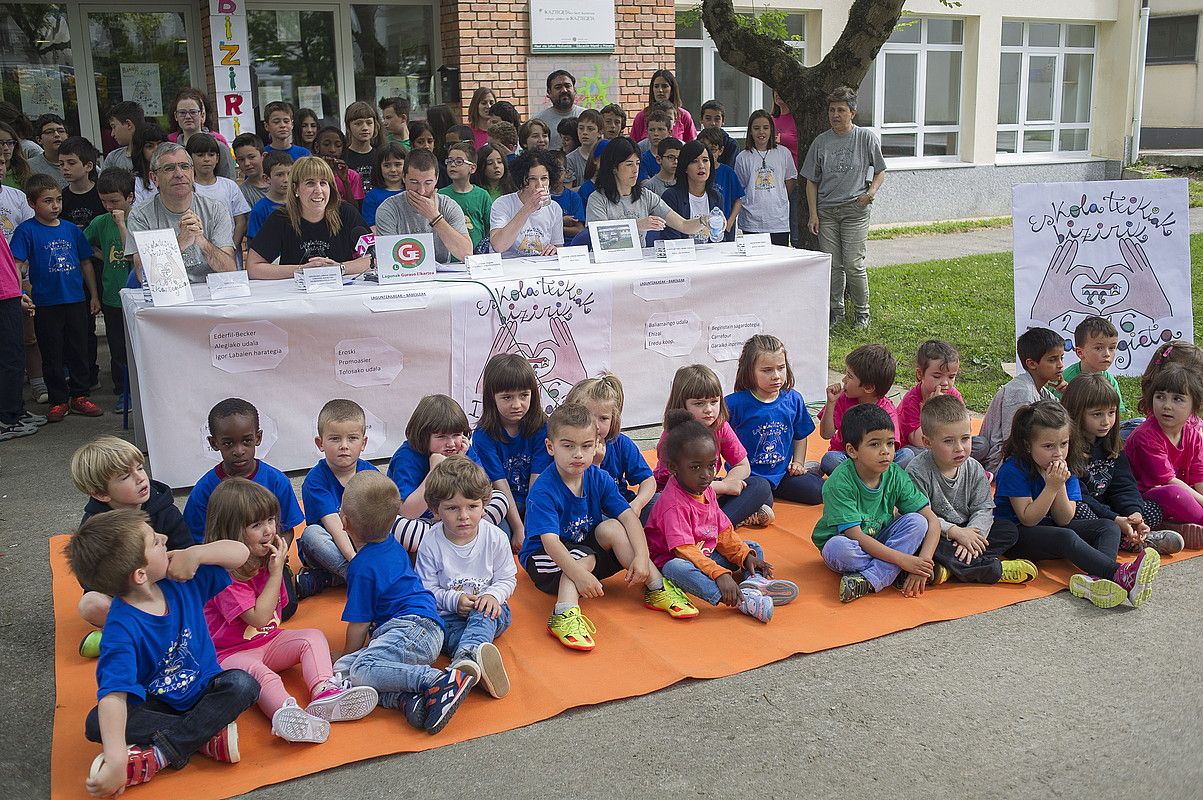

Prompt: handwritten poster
[
  {"left": 133, "top": 229, "right": 193, "bottom": 307},
  {"left": 120, "top": 63, "right": 162, "bottom": 116},
  {"left": 1013, "top": 179, "right": 1194, "bottom": 375},
  {"left": 17, "top": 68, "right": 64, "bottom": 118},
  {"left": 298, "top": 85, "right": 323, "bottom": 114}
]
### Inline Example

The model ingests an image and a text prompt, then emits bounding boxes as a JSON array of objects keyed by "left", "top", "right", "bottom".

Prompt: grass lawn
[
  {"left": 868, "top": 216, "right": 1011, "bottom": 240},
  {"left": 829, "top": 234, "right": 1203, "bottom": 414}
]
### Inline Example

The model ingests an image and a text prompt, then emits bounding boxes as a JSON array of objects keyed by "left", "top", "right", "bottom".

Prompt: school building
[{"left": 1, "top": 0, "right": 1148, "bottom": 223}]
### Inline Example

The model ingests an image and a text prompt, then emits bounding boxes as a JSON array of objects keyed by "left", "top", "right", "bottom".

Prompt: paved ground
[{"left": 5, "top": 228, "right": 1203, "bottom": 798}]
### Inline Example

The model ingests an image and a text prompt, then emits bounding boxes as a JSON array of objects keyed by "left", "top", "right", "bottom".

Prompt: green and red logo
[{"left": 390, "top": 238, "right": 425, "bottom": 271}]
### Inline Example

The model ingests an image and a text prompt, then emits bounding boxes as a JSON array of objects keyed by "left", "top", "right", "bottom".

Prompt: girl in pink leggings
[
  {"left": 203, "top": 479, "right": 378, "bottom": 743},
  {"left": 1125, "top": 363, "right": 1203, "bottom": 549}
]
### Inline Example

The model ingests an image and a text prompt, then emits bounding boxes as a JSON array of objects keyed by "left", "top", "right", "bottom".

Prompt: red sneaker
[
  {"left": 198, "top": 721, "right": 240, "bottom": 763},
  {"left": 88, "top": 745, "right": 161, "bottom": 789},
  {"left": 69, "top": 396, "right": 104, "bottom": 417},
  {"left": 46, "top": 403, "right": 68, "bottom": 422}
]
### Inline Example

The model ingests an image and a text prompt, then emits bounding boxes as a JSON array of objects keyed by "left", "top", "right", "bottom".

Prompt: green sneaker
[
  {"left": 643, "top": 578, "right": 699, "bottom": 619},
  {"left": 1068, "top": 574, "right": 1128, "bottom": 609},
  {"left": 79, "top": 630, "right": 102, "bottom": 658},
  {"left": 839, "top": 572, "right": 874, "bottom": 603}
]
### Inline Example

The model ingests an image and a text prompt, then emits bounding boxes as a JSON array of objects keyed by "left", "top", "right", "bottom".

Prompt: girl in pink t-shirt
[
  {"left": 654, "top": 364, "right": 772, "bottom": 528},
  {"left": 1124, "top": 363, "right": 1203, "bottom": 547},
  {"left": 203, "top": 479, "right": 378, "bottom": 743}
]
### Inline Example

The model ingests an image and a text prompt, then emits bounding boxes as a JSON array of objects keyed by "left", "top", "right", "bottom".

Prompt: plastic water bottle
[{"left": 708, "top": 207, "right": 724, "bottom": 243}]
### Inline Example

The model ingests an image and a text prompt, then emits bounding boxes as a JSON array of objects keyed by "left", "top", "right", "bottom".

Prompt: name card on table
[
  {"left": 206, "top": 270, "right": 251, "bottom": 299},
  {"left": 363, "top": 288, "right": 431, "bottom": 313},
  {"left": 464, "top": 252, "right": 504, "bottom": 279},
  {"left": 376, "top": 233, "right": 436, "bottom": 283},
  {"left": 661, "top": 238, "right": 697, "bottom": 263},
  {"left": 133, "top": 228, "right": 194, "bottom": 307},
  {"left": 294, "top": 266, "right": 343, "bottom": 293},
  {"left": 556, "top": 245, "right": 590, "bottom": 268},
  {"left": 735, "top": 233, "right": 772, "bottom": 257}
]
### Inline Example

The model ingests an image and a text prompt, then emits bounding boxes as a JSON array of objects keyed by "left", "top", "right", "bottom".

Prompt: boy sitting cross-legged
[
  {"left": 333, "top": 471, "right": 477, "bottom": 735},
  {"left": 415, "top": 456, "right": 516, "bottom": 699},
  {"left": 812, "top": 403, "right": 942, "bottom": 603},
  {"left": 519, "top": 402, "right": 698, "bottom": 653},
  {"left": 67, "top": 509, "right": 259, "bottom": 796}
]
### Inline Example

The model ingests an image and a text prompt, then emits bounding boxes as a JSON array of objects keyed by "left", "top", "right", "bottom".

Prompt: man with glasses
[
  {"left": 28, "top": 115, "right": 69, "bottom": 188},
  {"left": 374, "top": 148, "right": 472, "bottom": 264},
  {"left": 535, "top": 71, "right": 584, "bottom": 150},
  {"left": 124, "top": 142, "right": 236, "bottom": 283}
]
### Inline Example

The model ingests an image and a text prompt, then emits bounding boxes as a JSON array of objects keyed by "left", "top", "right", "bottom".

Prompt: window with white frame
[
  {"left": 855, "top": 16, "right": 963, "bottom": 160},
  {"left": 996, "top": 20, "right": 1095, "bottom": 155},
  {"left": 674, "top": 10, "right": 804, "bottom": 136}
]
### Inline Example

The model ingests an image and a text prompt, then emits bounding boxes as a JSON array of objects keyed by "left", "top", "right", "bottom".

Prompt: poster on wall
[
  {"left": 1012, "top": 179, "right": 1194, "bottom": 376},
  {"left": 120, "top": 63, "right": 163, "bottom": 116},
  {"left": 298, "top": 85, "right": 323, "bottom": 114},
  {"left": 17, "top": 68, "right": 64, "bottom": 118},
  {"left": 530, "top": 0, "right": 615, "bottom": 52},
  {"left": 451, "top": 276, "right": 612, "bottom": 423},
  {"left": 526, "top": 55, "right": 619, "bottom": 112}
]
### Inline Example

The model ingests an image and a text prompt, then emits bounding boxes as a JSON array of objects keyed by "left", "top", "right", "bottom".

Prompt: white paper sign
[
  {"left": 120, "top": 63, "right": 162, "bottom": 116},
  {"left": 632, "top": 275, "right": 689, "bottom": 301},
  {"left": 709, "top": 315, "right": 763, "bottom": 362},
  {"left": 335, "top": 337, "right": 404, "bottom": 387},
  {"left": 530, "top": 0, "right": 616, "bottom": 52},
  {"left": 276, "top": 10, "right": 300, "bottom": 41},
  {"left": 646, "top": 311, "right": 702, "bottom": 356},
  {"left": 259, "top": 85, "right": 284, "bottom": 107},
  {"left": 297, "top": 265, "right": 343, "bottom": 293},
  {"left": 209, "top": 320, "right": 288, "bottom": 373},
  {"left": 363, "top": 288, "right": 430, "bottom": 312},
  {"left": 465, "top": 252, "right": 504, "bottom": 278},
  {"left": 361, "top": 407, "right": 388, "bottom": 458},
  {"left": 298, "top": 85, "right": 323, "bottom": 114},
  {"left": 18, "top": 68, "right": 63, "bottom": 118},
  {"left": 376, "top": 233, "right": 437, "bottom": 282},
  {"left": 206, "top": 270, "right": 251, "bottom": 299},
  {"left": 588, "top": 219, "right": 643, "bottom": 264},
  {"left": 1013, "top": 179, "right": 1194, "bottom": 375},
  {"left": 662, "top": 239, "right": 697, "bottom": 263},
  {"left": 736, "top": 233, "right": 772, "bottom": 257},
  {"left": 375, "top": 76, "right": 411, "bottom": 103},
  {"left": 556, "top": 245, "right": 590, "bottom": 268},
  {"left": 133, "top": 229, "right": 194, "bottom": 307}
]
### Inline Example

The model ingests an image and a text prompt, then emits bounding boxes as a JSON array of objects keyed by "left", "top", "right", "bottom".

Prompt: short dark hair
[
  {"left": 487, "top": 121, "right": 518, "bottom": 150},
  {"left": 371, "top": 141, "right": 408, "bottom": 186},
  {"left": 696, "top": 127, "right": 725, "bottom": 151},
  {"left": 557, "top": 116, "right": 579, "bottom": 140},
  {"left": 490, "top": 101, "right": 521, "bottom": 128},
  {"left": 510, "top": 148, "right": 561, "bottom": 188},
  {"left": 1017, "top": 327, "right": 1066, "bottom": 369},
  {"left": 207, "top": 397, "right": 259, "bottom": 433},
  {"left": 232, "top": 133, "right": 263, "bottom": 152},
  {"left": 405, "top": 394, "right": 470, "bottom": 454},
  {"left": 645, "top": 110, "right": 673, "bottom": 129},
  {"left": 58, "top": 135, "right": 99, "bottom": 168},
  {"left": 1074, "top": 316, "right": 1119, "bottom": 346},
  {"left": 577, "top": 108, "right": 603, "bottom": 131},
  {"left": 183, "top": 132, "right": 221, "bottom": 156},
  {"left": 34, "top": 113, "right": 66, "bottom": 136},
  {"left": 263, "top": 100, "right": 294, "bottom": 121},
  {"left": 107, "top": 101, "right": 145, "bottom": 127},
  {"left": 827, "top": 86, "right": 858, "bottom": 112},
  {"left": 699, "top": 99, "right": 725, "bottom": 118},
  {"left": 661, "top": 408, "right": 714, "bottom": 465},
  {"left": 547, "top": 402, "right": 595, "bottom": 438},
  {"left": 404, "top": 147, "right": 439, "bottom": 175},
  {"left": 96, "top": 167, "right": 135, "bottom": 198},
  {"left": 379, "top": 96, "right": 411, "bottom": 117},
  {"left": 841, "top": 403, "right": 895, "bottom": 448},
  {"left": 845, "top": 343, "right": 896, "bottom": 397},
  {"left": 546, "top": 69, "right": 576, "bottom": 92},
  {"left": 600, "top": 103, "right": 627, "bottom": 126},
  {"left": 915, "top": 339, "right": 960, "bottom": 373},
  {"left": 447, "top": 124, "right": 474, "bottom": 144},
  {"left": 23, "top": 172, "right": 60, "bottom": 202},
  {"left": 657, "top": 136, "right": 683, "bottom": 157},
  {"left": 262, "top": 151, "right": 293, "bottom": 174},
  {"left": 1140, "top": 362, "right": 1203, "bottom": 416}
]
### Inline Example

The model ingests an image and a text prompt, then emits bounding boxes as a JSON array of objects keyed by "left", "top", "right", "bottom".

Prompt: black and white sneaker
[
  {"left": 0, "top": 421, "right": 38, "bottom": 441},
  {"left": 17, "top": 410, "right": 48, "bottom": 427}
]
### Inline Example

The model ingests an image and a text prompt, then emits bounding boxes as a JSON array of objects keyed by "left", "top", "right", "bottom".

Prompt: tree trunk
[{"left": 701, "top": 0, "right": 905, "bottom": 248}]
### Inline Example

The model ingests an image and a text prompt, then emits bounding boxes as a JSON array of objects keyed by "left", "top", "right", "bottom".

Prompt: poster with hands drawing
[
  {"left": 452, "top": 276, "right": 613, "bottom": 423},
  {"left": 1013, "top": 179, "right": 1193, "bottom": 375}
]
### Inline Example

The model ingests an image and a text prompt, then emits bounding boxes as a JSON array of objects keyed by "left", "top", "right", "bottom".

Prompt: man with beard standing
[{"left": 535, "top": 71, "right": 584, "bottom": 150}]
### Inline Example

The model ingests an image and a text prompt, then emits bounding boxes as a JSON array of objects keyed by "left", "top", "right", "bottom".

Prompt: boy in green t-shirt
[
  {"left": 1049, "top": 316, "right": 1125, "bottom": 413},
  {"left": 812, "top": 403, "right": 941, "bottom": 603},
  {"left": 438, "top": 142, "right": 492, "bottom": 254},
  {"left": 84, "top": 168, "right": 135, "bottom": 411}
]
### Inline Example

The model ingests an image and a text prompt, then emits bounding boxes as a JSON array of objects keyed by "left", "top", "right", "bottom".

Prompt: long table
[{"left": 122, "top": 244, "right": 831, "bottom": 487}]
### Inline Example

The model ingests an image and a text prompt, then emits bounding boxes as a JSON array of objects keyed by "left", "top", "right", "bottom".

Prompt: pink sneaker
[
  {"left": 306, "top": 679, "right": 379, "bottom": 722},
  {"left": 1112, "top": 547, "right": 1161, "bottom": 608},
  {"left": 198, "top": 722, "right": 240, "bottom": 763}
]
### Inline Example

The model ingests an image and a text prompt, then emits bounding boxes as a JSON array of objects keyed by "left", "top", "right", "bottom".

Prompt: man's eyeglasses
[{"left": 156, "top": 162, "right": 194, "bottom": 174}]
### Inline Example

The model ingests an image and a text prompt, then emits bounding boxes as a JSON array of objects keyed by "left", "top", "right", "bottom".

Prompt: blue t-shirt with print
[
  {"left": 599, "top": 433, "right": 653, "bottom": 501},
  {"left": 362, "top": 187, "right": 402, "bottom": 227},
  {"left": 519, "top": 464, "right": 630, "bottom": 565},
  {"left": 468, "top": 423, "right": 552, "bottom": 509},
  {"left": 725, "top": 389, "right": 816, "bottom": 488},
  {"left": 263, "top": 144, "right": 311, "bottom": 162},
  {"left": 301, "top": 458, "right": 378, "bottom": 526},
  {"left": 342, "top": 535, "right": 442, "bottom": 629},
  {"left": 9, "top": 218, "right": 91, "bottom": 306},
  {"left": 184, "top": 460, "right": 305, "bottom": 544},
  {"left": 96, "top": 564, "right": 229, "bottom": 710},
  {"left": 551, "top": 187, "right": 585, "bottom": 221},
  {"left": 247, "top": 197, "right": 284, "bottom": 239},
  {"left": 993, "top": 456, "right": 1084, "bottom": 525},
  {"left": 713, "top": 163, "right": 746, "bottom": 220}
]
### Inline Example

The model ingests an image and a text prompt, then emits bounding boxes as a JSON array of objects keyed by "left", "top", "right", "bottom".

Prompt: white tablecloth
[{"left": 123, "top": 244, "right": 831, "bottom": 487}]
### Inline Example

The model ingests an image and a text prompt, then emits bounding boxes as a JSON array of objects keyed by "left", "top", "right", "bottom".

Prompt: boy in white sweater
[{"left": 415, "top": 456, "right": 516, "bottom": 699}]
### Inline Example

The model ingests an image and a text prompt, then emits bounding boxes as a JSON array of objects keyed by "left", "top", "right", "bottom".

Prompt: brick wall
[{"left": 614, "top": 1, "right": 676, "bottom": 113}]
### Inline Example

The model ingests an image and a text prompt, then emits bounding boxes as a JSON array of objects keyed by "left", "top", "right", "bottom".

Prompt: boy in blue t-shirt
[
  {"left": 298, "top": 399, "right": 379, "bottom": 597},
  {"left": 332, "top": 471, "right": 476, "bottom": 735},
  {"left": 519, "top": 403, "right": 698, "bottom": 652},
  {"left": 246, "top": 152, "right": 292, "bottom": 239},
  {"left": 183, "top": 398, "right": 303, "bottom": 545},
  {"left": 67, "top": 508, "right": 259, "bottom": 795},
  {"left": 9, "top": 173, "right": 103, "bottom": 421}
]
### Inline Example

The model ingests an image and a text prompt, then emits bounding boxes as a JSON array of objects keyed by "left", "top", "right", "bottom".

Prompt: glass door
[
  {"left": 0, "top": 4, "right": 82, "bottom": 135},
  {"left": 247, "top": 6, "right": 341, "bottom": 128}
]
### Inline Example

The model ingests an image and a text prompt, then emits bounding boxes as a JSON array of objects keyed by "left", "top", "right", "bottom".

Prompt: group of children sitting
[{"left": 64, "top": 324, "right": 1203, "bottom": 796}]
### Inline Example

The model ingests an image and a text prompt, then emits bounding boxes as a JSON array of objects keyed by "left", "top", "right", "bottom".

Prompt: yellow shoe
[
  {"left": 999, "top": 559, "right": 1039, "bottom": 584},
  {"left": 644, "top": 578, "right": 700, "bottom": 619},
  {"left": 547, "top": 606, "right": 597, "bottom": 651},
  {"left": 931, "top": 563, "right": 950, "bottom": 585}
]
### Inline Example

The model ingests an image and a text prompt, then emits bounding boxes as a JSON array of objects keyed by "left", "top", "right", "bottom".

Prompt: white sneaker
[
  {"left": 306, "top": 679, "right": 379, "bottom": 722},
  {"left": 472, "top": 642, "right": 510, "bottom": 699},
  {"left": 271, "top": 698, "right": 330, "bottom": 743}
]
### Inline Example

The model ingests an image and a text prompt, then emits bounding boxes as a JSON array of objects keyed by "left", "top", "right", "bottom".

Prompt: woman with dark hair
[
  {"left": 167, "top": 88, "right": 235, "bottom": 178},
  {"left": 424, "top": 104, "right": 458, "bottom": 159},
  {"left": 629, "top": 69, "right": 697, "bottom": 143},
  {"left": 585, "top": 137, "right": 704, "bottom": 239},
  {"left": 660, "top": 139, "right": 728, "bottom": 243},
  {"left": 466, "top": 87, "right": 496, "bottom": 149},
  {"left": 488, "top": 149, "right": 563, "bottom": 257}
]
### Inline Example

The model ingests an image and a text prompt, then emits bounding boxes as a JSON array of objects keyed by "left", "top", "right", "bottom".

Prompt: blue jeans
[
  {"left": 85, "top": 669, "right": 260, "bottom": 769},
  {"left": 820, "top": 512, "right": 928, "bottom": 592},
  {"left": 717, "top": 476, "right": 773, "bottom": 527},
  {"left": 1120, "top": 418, "right": 1144, "bottom": 441},
  {"left": 299, "top": 523, "right": 350, "bottom": 579},
  {"left": 441, "top": 603, "right": 512, "bottom": 662},
  {"left": 334, "top": 615, "right": 443, "bottom": 709},
  {"left": 661, "top": 541, "right": 763, "bottom": 605},
  {"left": 821, "top": 447, "right": 915, "bottom": 476}
]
